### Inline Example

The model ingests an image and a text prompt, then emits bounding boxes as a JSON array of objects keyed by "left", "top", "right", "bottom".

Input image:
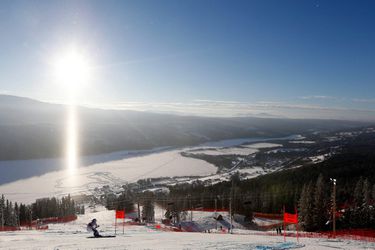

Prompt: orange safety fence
[
  {"left": 38, "top": 215, "right": 77, "bottom": 224},
  {"left": 0, "top": 226, "right": 20, "bottom": 232},
  {"left": 20, "top": 215, "right": 77, "bottom": 226},
  {"left": 253, "top": 212, "right": 283, "bottom": 220},
  {"left": 1, "top": 215, "right": 76, "bottom": 232}
]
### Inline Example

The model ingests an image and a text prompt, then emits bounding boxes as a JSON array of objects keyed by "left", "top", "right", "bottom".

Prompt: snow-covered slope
[{"left": 1, "top": 208, "right": 374, "bottom": 249}]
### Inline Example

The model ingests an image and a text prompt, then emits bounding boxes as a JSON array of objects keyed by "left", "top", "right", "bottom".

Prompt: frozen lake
[
  {"left": 0, "top": 135, "right": 298, "bottom": 203},
  {"left": 0, "top": 135, "right": 298, "bottom": 185}
]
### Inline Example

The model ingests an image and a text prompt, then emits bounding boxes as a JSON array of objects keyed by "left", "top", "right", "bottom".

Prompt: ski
[{"left": 87, "top": 235, "right": 116, "bottom": 238}]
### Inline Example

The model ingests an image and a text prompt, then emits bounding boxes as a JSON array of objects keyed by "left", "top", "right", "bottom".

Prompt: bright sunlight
[
  {"left": 52, "top": 46, "right": 89, "bottom": 174},
  {"left": 53, "top": 47, "right": 90, "bottom": 99}
]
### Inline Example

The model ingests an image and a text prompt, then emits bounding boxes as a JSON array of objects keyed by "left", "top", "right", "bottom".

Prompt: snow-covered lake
[
  {"left": 0, "top": 149, "right": 217, "bottom": 203},
  {"left": 0, "top": 135, "right": 298, "bottom": 204},
  {"left": 0, "top": 147, "right": 171, "bottom": 185}
]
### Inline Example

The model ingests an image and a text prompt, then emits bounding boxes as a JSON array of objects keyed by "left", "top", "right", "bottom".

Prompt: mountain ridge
[{"left": 0, "top": 95, "right": 370, "bottom": 161}]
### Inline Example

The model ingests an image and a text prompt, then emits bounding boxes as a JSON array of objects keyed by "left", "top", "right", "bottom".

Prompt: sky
[{"left": 0, "top": 0, "right": 375, "bottom": 120}]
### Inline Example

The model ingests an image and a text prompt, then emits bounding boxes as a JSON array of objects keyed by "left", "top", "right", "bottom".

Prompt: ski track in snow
[{"left": 1, "top": 208, "right": 374, "bottom": 249}]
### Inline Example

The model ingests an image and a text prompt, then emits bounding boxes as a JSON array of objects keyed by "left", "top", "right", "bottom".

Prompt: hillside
[
  {"left": 0, "top": 95, "right": 368, "bottom": 160},
  {"left": 160, "top": 131, "right": 375, "bottom": 231}
]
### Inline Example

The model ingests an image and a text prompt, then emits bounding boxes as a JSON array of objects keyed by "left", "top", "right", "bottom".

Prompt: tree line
[
  {"left": 0, "top": 194, "right": 84, "bottom": 228},
  {"left": 104, "top": 187, "right": 156, "bottom": 223}
]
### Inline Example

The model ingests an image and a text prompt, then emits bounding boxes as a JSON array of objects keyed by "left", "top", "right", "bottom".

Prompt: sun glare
[
  {"left": 53, "top": 48, "right": 90, "bottom": 99},
  {"left": 52, "top": 47, "right": 88, "bottom": 174},
  {"left": 66, "top": 105, "right": 78, "bottom": 172}
]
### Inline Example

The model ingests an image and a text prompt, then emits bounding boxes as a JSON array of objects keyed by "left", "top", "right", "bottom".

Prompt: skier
[{"left": 87, "top": 218, "right": 101, "bottom": 237}]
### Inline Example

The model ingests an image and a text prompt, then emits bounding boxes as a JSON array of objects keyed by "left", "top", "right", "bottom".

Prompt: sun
[{"left": 53, "top": 48, "right": 90, "bottom": 98}]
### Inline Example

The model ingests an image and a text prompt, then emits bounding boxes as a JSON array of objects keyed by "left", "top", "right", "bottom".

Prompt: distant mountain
[{"left": 0, "top": 95, "right": 370, "bottom": 161}]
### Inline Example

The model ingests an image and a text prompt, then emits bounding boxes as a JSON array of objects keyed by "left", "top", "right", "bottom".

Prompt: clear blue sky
[{"left": 0, "top": 0, "right": 375, "bottom": 120}]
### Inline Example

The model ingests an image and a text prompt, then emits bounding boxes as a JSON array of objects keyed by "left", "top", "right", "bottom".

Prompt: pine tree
[
  {"left": 0, "top": 195, "right": 4, "bottom": 228},
  {"left": 312, "top": 174, "right": 328, "bottom": 231},
  {"left": 19, "top": 204, "right": 27, "bottom": 224},
  {"left": 141, "top": 199, "right": 155, "bottom": 223},
  {"left": 5, "top": 200, "right": 11, "bottom": 226},
  {"left": 351, "top": 177, "right": 364, "bottom": 228},
  {"left": 363, "top": 179, "right": 371, "bottom": 206},
  {"left": 370, "top": 183, "right": 375, "bottom": 227},
  {"left": 361, "top": 179, "right": 371, "bottom": 227},
  {"left": 14, "top": 202, "right": 19, "bottom": 227},
  {"left": 354, "top": 177, "right": 364, "bottom": 208},
  {"left": 299, "top": 182, "right": 314, "bottom": 231}
]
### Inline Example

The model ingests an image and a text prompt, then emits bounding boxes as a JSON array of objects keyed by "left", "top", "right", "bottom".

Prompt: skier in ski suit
[{"left": 87, "top": 218, "right": 101, "bottom": 237}]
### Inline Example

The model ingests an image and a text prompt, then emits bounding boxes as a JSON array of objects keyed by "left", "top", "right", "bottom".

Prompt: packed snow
[{"left": 1, "top": 208, "right": 374, "bottom": 249}]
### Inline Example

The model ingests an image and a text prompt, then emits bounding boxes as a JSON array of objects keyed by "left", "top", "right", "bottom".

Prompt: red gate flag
[
  {"left": 283, "top": 206, "right": 299, "bottom": 243},
  {"left": 283, "top": 212, "right": 298, "bottom": 224},
  {"left": 116, "top": 210, "right": 125, "bottom": 219}
]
